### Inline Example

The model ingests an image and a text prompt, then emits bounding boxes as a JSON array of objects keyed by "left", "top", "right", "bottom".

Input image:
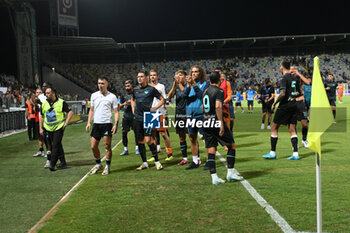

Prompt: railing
[
  {"left": 0, "top": 110, "right": 26, "bottom": 133},
  {"left": 66, "top": 101, "right": 85, "bottom": 115}
]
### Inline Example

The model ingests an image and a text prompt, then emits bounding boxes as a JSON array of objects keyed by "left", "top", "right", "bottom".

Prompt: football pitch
[{"left": 0, "top": 97, "right": 349, "bottom": 233}]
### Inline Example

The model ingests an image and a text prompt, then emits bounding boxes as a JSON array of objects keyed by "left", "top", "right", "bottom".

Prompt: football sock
[
  {"left": 333, "top": 110, "right": 336, "bottom": 119},
  {"left": 39, "top": 147, "right": 44, "bottom": 152},
  {"left": 122, "top": 131, "right": 128, "bottom": 147},
  {"left": 166, "top": 148, "right": 173, "bottom": 158},
  {"left": 227, "top": 149, "right": 236, "bottom": 169},
  {"left": 149, "top": 143, "right": 159, "bottom": 162},
  {"left": 271, "top": 135, "right": 278, "bottom": 152},
  {"left": 262, "top": 119, "right": 265, "bottom": 124},
  {"left": 291, "top": 135, "right": 298, "bottom": 152},
  {"left": 138, "top": 143, "right": 147, "bottom": 162},
  {"left": 95, "top": 158, "right": 101, "bottom": 165},
  {"left": 46, "top": 150, "right": 51, "bottom": 160},
  {"left": 192, "top": 155, "right": 199, "bottom": 164},
  {"left": 211, "top": 173, "right": 218, "bottom": 180},
  {"left": 197, "top": 142, "right": 200, "bottom": 158},
  {"left": 211, "top": 173, "right": 219, "bottom": 180},
  {"left": 227, "top": 168, "right": 234, "bottom": 177},
  {"left": 302, "top": 127, "right": 308, "bottom": 141},
  {"left": 106, "top": 159, "right": 111, "bottom": 167},
  {"left": 156, "top": 131, "right": 161, "bottom": 145},
  {"left": 180, "top": 141, "right": 187, "bottom": 158},
  {"left": 134, "top": 133, "right": 138, "bottom": 148},
  {"left": 207, "top": 153, "right": 216, "bottom": 174}
]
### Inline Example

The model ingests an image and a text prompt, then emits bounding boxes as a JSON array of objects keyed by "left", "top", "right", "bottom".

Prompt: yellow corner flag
[{"left": 307, "top": 57, "right": 333, "bottom": 157}]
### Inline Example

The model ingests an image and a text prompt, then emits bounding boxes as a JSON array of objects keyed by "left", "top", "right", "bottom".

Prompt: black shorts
[
  {"left": 247, "top": 100, "right": 254, "bottom": 106},
  {"left": 175, "top": 117, "right": 187, "bottom": 134},
  {"left": 328, "top": 97, "right": 336, "bottom": 106},
  {"left": 203, "top": 124, "right": 234, "bottom": 148},
  {"left": 262, "top": 101, "right": 273, "bottom": 113},
  {"left": 305, "top": 100, "right": 311, "bottom": 111},
  {"left": 133, "top": 120, "right": 153, "bottom": 141},
  {"left": 91, "top": 123, "right": 113, "bottom": 140},
  {"left": 273, "top": 103, "right": 298, "bottom": 125},
  {"left": 235, "top": 102, "right": 242, "bottom": 107},
  {"left": 122, "top": 118, "right": 133, "bottom": 132},
  {"left": 296, "top": 101, "right": 308, "bottom": 121}
]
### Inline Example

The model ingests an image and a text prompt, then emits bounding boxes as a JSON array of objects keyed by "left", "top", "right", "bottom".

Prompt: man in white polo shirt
[
  {"left": 86, "top": 77, "right": 119, "bottom": 176},
  {"left": 148, "top": 69, "right": 173, "bottom": 161}
]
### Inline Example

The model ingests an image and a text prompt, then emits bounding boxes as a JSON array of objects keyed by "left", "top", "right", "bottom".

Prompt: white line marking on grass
[
  {"left": 112, "top": 139, "right": 123, "bottom": 150},
  {"left": 198, "top": 133, "right": 295, "bottom": 233},
  {"left": 0, "top": 129, "right": 26, "bottom": 138},
  {"left": 28, "top": 139, "right": 122, "bottom": 233},
  {"left": 215, "top": 151, "right": 295, "bottom": 233}
]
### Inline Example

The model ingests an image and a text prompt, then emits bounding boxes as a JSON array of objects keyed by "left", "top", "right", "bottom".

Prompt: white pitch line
[
  {"left": 112, "top": 139, "right": 123, "bottom": 151},
  {"left": 0, "top": 129, "right": 26, "bottom": 139},
  {"left": 214, "top": 150, "right": 295, "bottom": 233},
  {"left": 198, "top": 133, "right": 295, "bottom": 233},
  {"left": 28, "top": 139, "right": 122, "bottom": 233}
]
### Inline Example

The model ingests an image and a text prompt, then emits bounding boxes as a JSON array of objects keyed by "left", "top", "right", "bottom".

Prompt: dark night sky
[{"left": 1, "top": 0, "right": 349, "bottom": 74}]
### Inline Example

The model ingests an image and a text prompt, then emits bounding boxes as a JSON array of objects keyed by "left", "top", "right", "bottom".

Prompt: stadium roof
[{"left": 40, "top": 33, "right": 350, "bottom": 64}]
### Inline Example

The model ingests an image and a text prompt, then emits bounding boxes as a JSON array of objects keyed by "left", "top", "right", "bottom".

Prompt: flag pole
[{"left": 316, "top": 152, "right": 322, "bottom": 233}]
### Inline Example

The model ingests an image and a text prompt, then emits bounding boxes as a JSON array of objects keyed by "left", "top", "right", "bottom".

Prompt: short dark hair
[
  {"left": 281, "top": 60, "right": 291, "bottom": 70},
  {"left": 46, "top": 87, "right": 57, "bottom": 94},
  {"left": 125, "top": 79, "right": 133, "bottom": 85},
  {"left": 264, "top": 78, "right": 271, "bottom": 85},
  {"left": 42, "top": 82, "right": 52, "bottom": 89},
  {"left": 209, "top": 71, "right": 221, "bottom": 84},
  {"left": 138, "top": 70, "right": 148, "bottom": 76},
  {"left": 98, "top": 77, "right": 108, "bottom": 82}
]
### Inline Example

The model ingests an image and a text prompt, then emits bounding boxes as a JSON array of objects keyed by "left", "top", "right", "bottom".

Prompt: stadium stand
[{"left": 65, "top": 53, "right": 350, "bottom": 95}]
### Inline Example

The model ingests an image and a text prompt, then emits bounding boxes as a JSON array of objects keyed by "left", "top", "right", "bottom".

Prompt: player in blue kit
[
  {"left": 234, "top": 89, "right": 244, "bottom": 113},
  {"left": 246, "top": 86, "right": 257, "bottom": 113}
]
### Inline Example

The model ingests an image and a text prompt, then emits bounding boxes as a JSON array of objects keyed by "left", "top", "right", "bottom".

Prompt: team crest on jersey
[{"left": 144, "top": 91, "right": 149, "bottom": 94}]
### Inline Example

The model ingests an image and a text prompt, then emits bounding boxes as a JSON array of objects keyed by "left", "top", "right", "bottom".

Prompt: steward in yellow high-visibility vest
[
  {"left": 87, "top": 100, "right": 91, "bottom": 114},
  {"left": 39, "top": 87, "right": 73, "bottom": 171}
]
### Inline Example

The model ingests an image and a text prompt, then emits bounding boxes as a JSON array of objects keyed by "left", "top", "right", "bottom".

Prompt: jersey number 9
[
  {"left": 291, "top": 81, "right": 297, "bottom": 96},
  {"left": 203, "top": 95, "right": 210, "bottom": 113}
]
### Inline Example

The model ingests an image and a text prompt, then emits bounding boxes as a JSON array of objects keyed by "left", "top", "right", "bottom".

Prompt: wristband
[{"left": 115, "top": 121, "right": 119, "bottom": 127}]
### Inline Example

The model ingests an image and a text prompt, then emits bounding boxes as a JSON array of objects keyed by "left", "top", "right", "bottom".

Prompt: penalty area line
[{"left": 28, "top": 139, "right": 122, "bottom": 233}]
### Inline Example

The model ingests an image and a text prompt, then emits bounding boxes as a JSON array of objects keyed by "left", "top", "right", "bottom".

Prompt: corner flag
[{"left": 307, "top": 57, "right": 333, "bottom": 157}]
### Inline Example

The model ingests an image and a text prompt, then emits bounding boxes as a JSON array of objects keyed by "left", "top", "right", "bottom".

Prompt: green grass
[{"left": 1, "top": 97, "right": 349, "bottom": 233}]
